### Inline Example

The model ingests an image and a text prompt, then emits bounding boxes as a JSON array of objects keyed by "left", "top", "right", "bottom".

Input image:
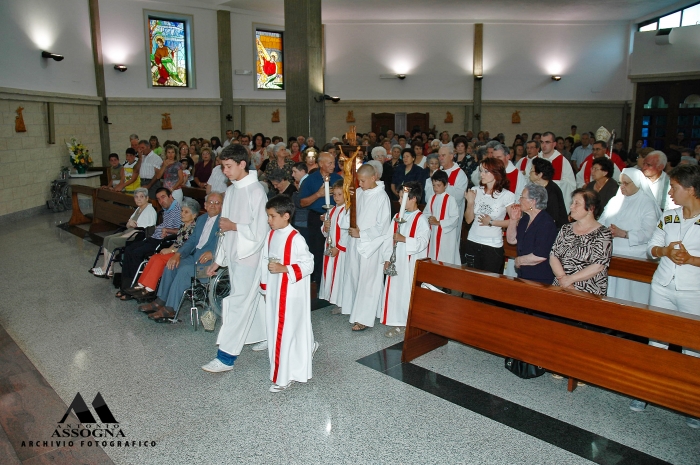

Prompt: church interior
[{"left": 1, "top": 0, "right": 700, "bottom": 463}]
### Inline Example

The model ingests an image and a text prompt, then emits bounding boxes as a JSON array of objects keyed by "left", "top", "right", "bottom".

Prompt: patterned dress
[{"left": 550, "top": 224, "right": 612, "bottom": 295}]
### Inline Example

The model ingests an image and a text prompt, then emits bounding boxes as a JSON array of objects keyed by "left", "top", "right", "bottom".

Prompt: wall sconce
[
  {"left": 551, "top": 75, "right": 562, "bottom": 81},
  {"left": 397, "top": 74, "right": 406, "bottom": 80},
  {"left": 380, "top": 74, "right": 407, "bottom": 79},
  {"left": 114, "top": 64, "right": 127, "bottom": 72},
  {"left": 474, "top": 75, "right": 483, "bottom": 80},
  {"left": 314, "top": 94, "right": 340, "bottom": 103},
  {"left": 41, "top": 51, "right": 64, "bottom": 61}
]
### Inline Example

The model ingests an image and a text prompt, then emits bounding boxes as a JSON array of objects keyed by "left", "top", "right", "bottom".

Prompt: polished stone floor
[{"left": 0, "top": 212, "right": 698, "bottom": 464}]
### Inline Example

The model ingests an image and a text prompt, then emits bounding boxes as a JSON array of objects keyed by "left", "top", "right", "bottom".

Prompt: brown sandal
[
  {"left": 351, "top": 323, "right": 368, "bottom": 331},
  {"left": 139, "top": 302, "right": 161, "bottom": 313},
  {"left": 149, "top": 307, "right": 175, "bottom": 321}
]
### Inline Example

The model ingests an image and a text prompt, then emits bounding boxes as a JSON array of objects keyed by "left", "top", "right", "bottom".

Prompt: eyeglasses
[{"left": 206, "top": 200, "right": 222, "bottom": 205}]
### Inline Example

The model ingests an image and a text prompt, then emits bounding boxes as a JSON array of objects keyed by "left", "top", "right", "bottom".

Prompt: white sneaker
[
  {"left": 269, "top": 381, "right": 293, "bottom": 393},
  {"left": 629, "top": 399, "right": 647, "bottom": 412},
  {"left": 251, "top": 341, "right": 268, "bottom": 352},
  {"left": 201, "top": 358, "right": 233, "bottom": 373},
  {"left": 312, "top": 341, "right": 320, "bottom": 358},
  {"left": 331, "top": 306, "right": 342, "bottom": 315},
  {"left": 686, "top": 417, "right": 700, "bottom": 429}
]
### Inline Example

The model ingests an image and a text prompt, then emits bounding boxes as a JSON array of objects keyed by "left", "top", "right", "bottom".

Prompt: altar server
[
  {"left": 381, "top": 182, "right": 430, "bottom": 337},
  {"left": 539, "top": 132, "right": 575, "bottom": 212},
  {"left": 319, "top": 180, "right": 348, "bottom": 310},
  {"left": 342, "top": 164, "right": 391, "bottom": 331},
  {"left": 424, "top": 170, "right": 461, "bottom": 264},
  {"left": 260, "top": 195, "right": 317, "bottom": 392},
  {"left": 202, "top": 144, "right": 269, "bottom": 373}
]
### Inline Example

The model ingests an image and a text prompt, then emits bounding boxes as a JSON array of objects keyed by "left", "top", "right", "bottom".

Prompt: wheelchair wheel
[
  {"left": 60, "top": 184, "right": 72, "bottom": 210},
  {"left": 207, "top": 267, "right": 229, "bottom": 317}
]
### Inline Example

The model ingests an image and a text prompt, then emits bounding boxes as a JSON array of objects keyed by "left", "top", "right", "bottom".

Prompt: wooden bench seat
[{"left": 403, "top": 260, "right": 700, "bottom": 418}]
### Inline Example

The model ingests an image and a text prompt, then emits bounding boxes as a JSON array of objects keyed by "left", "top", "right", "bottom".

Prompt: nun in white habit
[{"left": 599, "top": 167, "right": 660, "bottom": 304}]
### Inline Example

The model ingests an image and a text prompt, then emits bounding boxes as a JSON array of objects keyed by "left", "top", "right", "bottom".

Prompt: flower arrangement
[{"left": 66, "top": 138, "right": 93, "bottom": 172}]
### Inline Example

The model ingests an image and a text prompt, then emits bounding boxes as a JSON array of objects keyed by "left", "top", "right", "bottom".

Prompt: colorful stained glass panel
[
  {"left": 255, "top": 29, "right": 284, "bottom": 90},
  {"left": 148, "top": 17, "right": 188, "bottom": 87}
]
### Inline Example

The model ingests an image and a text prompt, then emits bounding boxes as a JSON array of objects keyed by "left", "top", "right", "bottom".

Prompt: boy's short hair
[
  {"left": 401, "top": 181, "right": 422, "bottom": 202},
  {"left": 431, "top": 170, "right": 448, "bottom": 185},
  {"left": 219, "top": 144, "right": 249, "bottom": 172},
  {"left": 125, "top": 147, "right": 137, "bottom": 156},
  {"left": 266, "top": 194, "right": 295, "bottom": 218},
  {"left": 108, "top": 152, "right": 119, "bottom": 160},
  {"left": 332, "top": 179, "right": 344, "bottom": 190},
  {"left": 293, "top": 162, "right": 308, "bottom": 173}
]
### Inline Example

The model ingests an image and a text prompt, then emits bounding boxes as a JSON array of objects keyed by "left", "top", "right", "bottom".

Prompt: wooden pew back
[
  {"left": 89, "top": 189, "right": 161, "bottom": 233},
  {"left": 403, "top": 260, "right": 700, "bottom": 418}
]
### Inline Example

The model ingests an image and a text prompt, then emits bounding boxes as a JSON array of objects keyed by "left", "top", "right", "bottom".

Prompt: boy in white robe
[
  {"left": 424, "top": 170, "right": 461, "bottom": 265},
  {"left": 320, "top": 180, "right": 348, "bottom": 311},
  {"left": 260, "top": 195, "right": 317, "bottom": 392},
  {"left": 381, "top": 181, "right": 430, "bottom": 337},
  {"left": 342, "top": 164, "right": 391, "bottom": 331},
  {"left": 202, "top": 144, "right": 269, "bottom": 373}
]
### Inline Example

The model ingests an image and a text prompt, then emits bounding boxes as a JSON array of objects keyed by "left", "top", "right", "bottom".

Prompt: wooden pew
[
  {"left": 503, "top": 242, "right": 658, "bottom": 284},
  {"left": 182, "top": 186, "right": 207, "bottom": 209},
  {"left": 89, "top": 189, "right": 161, "bottom": 233},
  {"left": 68, "top": 185, "right": 96, "bottom": 226},
  {"left": 403, "top": 260, "right": 700, "bottom": 418}
]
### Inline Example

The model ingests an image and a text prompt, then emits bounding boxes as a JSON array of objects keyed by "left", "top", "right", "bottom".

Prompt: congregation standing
[{"left": 90, "top": 126, "right": 700, "bottom": 428}]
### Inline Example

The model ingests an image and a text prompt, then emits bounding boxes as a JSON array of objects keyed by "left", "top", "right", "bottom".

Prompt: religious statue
[
  {"left": 346, "top": 111, "right": 355, "bottom": 123},
  {"left": 444, "top": 112, "right": 453, "bottom": 124},
  {"left": 271, "top": 109, "right": 280, "bottom": 123},
  {"left": 161, "top": 113, "right": 172, "bottom": 130},
  {"left": 15, "top": 106, "right": 26, "bottom": 133},
  {"left": 512, "top": 110, "right": 521, "bottom": 124},
  {"left": 338, "top": 126, "right": 363, "bottom": 228},
  {"left": 345, "top": 125, "right": 357, "bottom": 147}
]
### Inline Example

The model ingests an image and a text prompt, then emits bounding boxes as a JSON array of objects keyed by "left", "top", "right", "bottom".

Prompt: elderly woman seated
[
  {"left": 598, "top": 168, "right": 660, "bottom": 304},
  {"left": 506, "top": 183, "right": 558, "bottom": 284},
  {"left": 550, "top": 188, "right": 612, "bottom": 295},
  {"left": 121, "top": 197, "right": 201, "bottom": 300},
  {"left": 91, "top": 187, "right": 156, "bottom": 277}
]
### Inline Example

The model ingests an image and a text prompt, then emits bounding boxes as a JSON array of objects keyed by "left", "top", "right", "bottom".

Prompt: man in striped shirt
[{"left": 117, "top": 188, "right": 181, "bottom": 298}]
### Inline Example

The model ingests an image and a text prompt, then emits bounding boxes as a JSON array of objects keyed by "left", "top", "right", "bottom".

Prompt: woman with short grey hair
[
  {"left": 505, "top": 183, "right": 558, "bottom": 284},
  {"left": 91, "top": 187, "right": 157, "bottom": 277},
  {"left": 261, "top": 142, "right": 295, "bottom": 183}
]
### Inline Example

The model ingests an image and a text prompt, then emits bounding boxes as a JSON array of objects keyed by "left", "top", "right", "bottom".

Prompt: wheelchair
[{"left": 171, "top": 265, "right": 230, "bottom": 331}]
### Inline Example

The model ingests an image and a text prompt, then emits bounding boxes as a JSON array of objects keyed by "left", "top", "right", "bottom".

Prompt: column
[
  {"left": 284, "top": 0, "right": 325, "bottom": 144},
  {"left": 88, "top": 0, "right": 111, "bottom": 165},
  {"left": 472, "top": 23, "right": 483, "bottom": 135},
  {"left": 217, "top": 11, "right": 234, "bottom": 138}
]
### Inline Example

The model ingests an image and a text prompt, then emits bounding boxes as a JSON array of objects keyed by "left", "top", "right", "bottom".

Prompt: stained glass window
[
  {"left": 255, "top": 29, "right": 284, "bottom": 90},
  {"left": 148, "top": 16, "right": 189, "bottom": 87}
]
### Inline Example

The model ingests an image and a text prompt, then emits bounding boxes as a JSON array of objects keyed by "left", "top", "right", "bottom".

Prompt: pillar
[
  {"left": 284, "top": 0, "right": 325, "bottom": 144},
  {"left": 472, "top": 23, "right": 483, "bottom": 135},
  {"left": 217, "top": 11, "right": 234, "bottom": 138},
  {"left": 88, "top": 0, "right": 111, "bottom": 165}
]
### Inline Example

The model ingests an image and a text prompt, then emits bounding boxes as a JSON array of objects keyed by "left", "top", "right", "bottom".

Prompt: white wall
[
  {"left": 231, "top": 10, "right": 285, "bottom": 100},
  {"left": 99, "top": 0, "right": 220, "bottom": 98},
  {"left": 482, "top": 23, "right": 632, "bottom": 101},
  {"left": 629, "top": 25, "right": 700, "bottom": 77},
  {"left": 323, "top": 21, "right": 633, "bottom": 102},
  {"left": 0, "top": 0, "right": 96, "bottom": 96},
  {"left": 324, "top": 23, "right": 475, "bottom": 101}
]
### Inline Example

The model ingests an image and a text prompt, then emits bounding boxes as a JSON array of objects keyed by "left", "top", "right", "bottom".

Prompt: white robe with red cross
[
  {"left": 505, "top": 160, "right": 527, "bottom": 199},
  {"left": 423, "top": 192, "right": 460, "bottom": 265},
  {"left": 340, "top": 182, "right": 391, "bottom": 327},
  {"left": 319, "top": 204, "right": 348, "bottom": 306},
  {"left": 260, "top": 225, "right": 315, "bottom": 387},
  {"left": 379, "top": 210, "right": 430, "bottom": 327}
]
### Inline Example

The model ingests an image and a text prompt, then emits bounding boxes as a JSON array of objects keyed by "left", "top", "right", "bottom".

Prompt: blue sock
[{"left": 216, "top": 349, "right": 237, "bottom": 366}]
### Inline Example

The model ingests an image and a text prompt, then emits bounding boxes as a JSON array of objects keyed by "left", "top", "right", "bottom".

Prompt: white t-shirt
[
  {"left": 207, "top": 165, "right": 229, "bottom": 193},
  {"left": 467, "top": 186, "right": 515, "bottom": 247}
]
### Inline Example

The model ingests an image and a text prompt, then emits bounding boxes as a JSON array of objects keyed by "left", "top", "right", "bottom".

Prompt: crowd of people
[{"left": 90, "top": 126, "right": 700, "bottom": 426}]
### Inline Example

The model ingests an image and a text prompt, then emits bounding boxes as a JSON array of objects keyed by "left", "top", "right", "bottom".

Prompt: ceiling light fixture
[
  {"left": 41, "top": 51, "right": 64, "bottom": 61},
  {"left": 396, "top": 74, "right": 407, "bottom": 80},
  {"left": 114, "top": 64, "right": 127, "bottom": 72}
]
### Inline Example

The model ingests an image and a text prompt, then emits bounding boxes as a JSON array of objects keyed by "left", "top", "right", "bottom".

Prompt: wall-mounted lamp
[
  {"left": 114, "top": 64, "right": 127, "bottom": 72},
  {"left": 551, "top": 75, "right": 562, "bottom": 81},
  {"left": 314, "top": 94, "right": 341, "bottom": 103},
  {"left": 474, "top": 75, "right": 483, "bottom": 80},
  {"left": 41, "top": 51, "right": 64, "bottom": 61},
  {"left": 380, "top": 74, "right": 408, "bottom": 79},
  {"left": 397, "top": 74, "right": 407, "bottom": 80}
]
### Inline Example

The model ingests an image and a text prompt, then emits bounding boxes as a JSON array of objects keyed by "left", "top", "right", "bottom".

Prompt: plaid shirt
[{"left": 152, "top": 200, "right": 181, "bottom": 239}]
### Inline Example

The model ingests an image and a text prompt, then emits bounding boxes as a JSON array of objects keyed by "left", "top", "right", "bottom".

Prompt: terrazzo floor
[{"left": 0, "top": 212, "right": 698, "bottom": 464}]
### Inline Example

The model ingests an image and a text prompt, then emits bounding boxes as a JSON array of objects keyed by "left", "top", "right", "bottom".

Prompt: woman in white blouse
[
  {"left": 464, "top": 157, "right": 515, "bottom": 273},
  {"left": 598, "top": 168, "right": 660, "bottom": 303}
]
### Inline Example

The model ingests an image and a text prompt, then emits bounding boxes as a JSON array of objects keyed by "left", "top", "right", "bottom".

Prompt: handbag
[{"left": 504, "top": 357, "right": 545, "bottom": 379}]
